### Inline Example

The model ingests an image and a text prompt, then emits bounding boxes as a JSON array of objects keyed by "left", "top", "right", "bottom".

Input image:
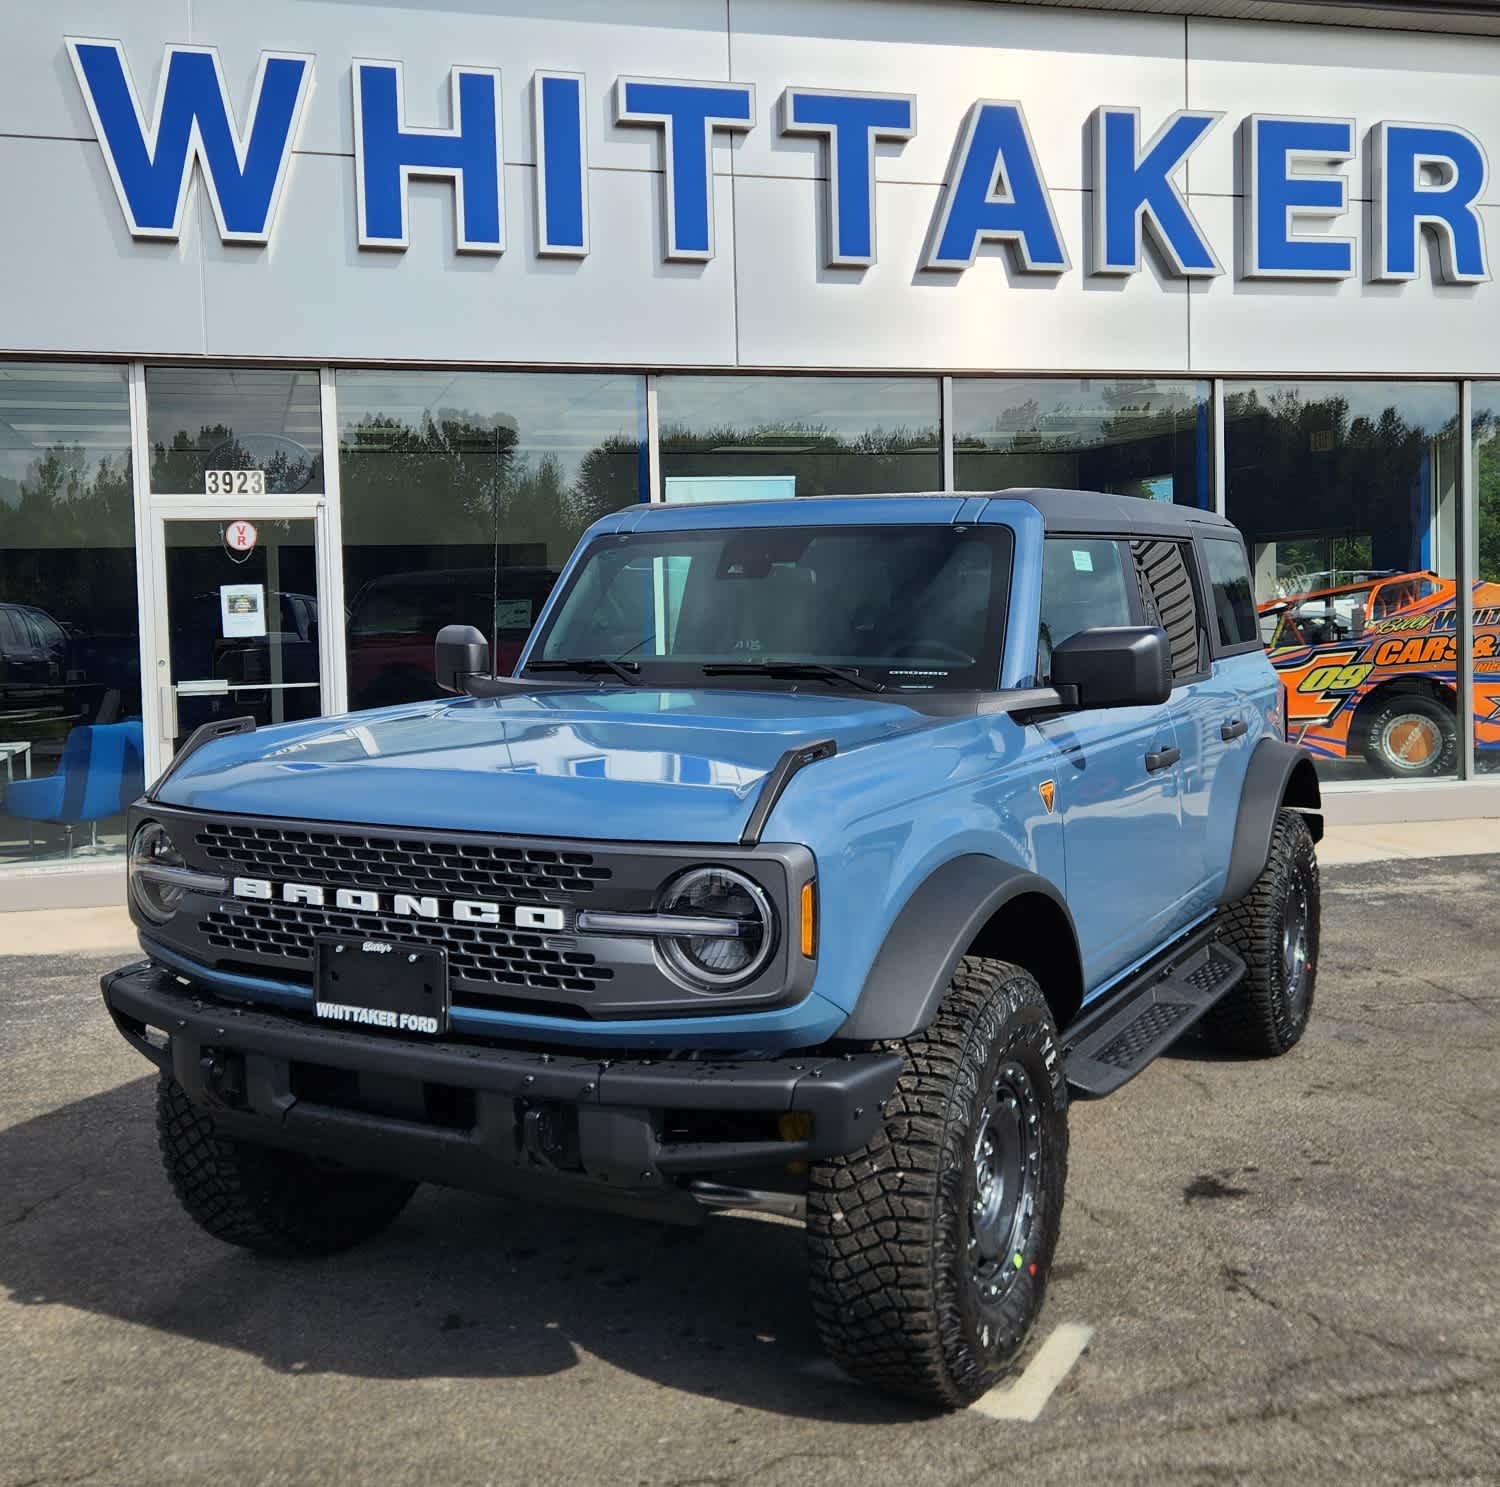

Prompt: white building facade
[{"left": 3, "top": 0, "right": 1499, "bottom": 905}]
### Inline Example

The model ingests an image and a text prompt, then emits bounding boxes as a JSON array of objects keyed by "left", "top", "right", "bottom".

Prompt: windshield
[{"left": 528, "top": 524, "right": 1013, "bottom": 692}]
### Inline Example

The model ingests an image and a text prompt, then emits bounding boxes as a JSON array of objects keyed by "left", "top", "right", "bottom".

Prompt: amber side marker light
[{"left": 800, "top": 880, "right": 817, "bottom": 958}]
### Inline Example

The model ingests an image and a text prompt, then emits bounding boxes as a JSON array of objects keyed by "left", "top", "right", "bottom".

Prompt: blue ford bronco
[{"left": 104, "top": 490, "right": 1322, "bottom": 1407}]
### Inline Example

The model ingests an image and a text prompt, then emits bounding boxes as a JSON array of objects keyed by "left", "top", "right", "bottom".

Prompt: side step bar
[{"left": 1062, "top": 927, "right": 1246, "bottom": 1099}]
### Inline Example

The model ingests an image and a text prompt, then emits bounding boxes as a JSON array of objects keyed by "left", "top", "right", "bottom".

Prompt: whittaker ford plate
[{"left": 313, "top": 937, "right": 449, "bottom": 1036}]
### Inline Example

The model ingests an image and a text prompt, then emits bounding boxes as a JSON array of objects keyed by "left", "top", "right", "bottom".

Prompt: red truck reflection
[{"left": 347, "top": 567, "right": 558, "bottom": 711}]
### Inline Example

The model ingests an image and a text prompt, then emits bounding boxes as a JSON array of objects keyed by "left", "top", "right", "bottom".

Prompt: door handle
[
  {"left": 1221, "top": 718, "right": 1249, "bottom": 741},
  {"left": 1144, "top": 745, "right": 1181, "bottom": 772}
]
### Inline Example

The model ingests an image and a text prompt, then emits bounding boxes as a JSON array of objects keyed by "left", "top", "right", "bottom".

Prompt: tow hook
[
  {"left": 520, "top": 1100, "right": 581, "bottom": 1171},
  {"left": 200, "top": 1049, "right": 246, "bottom": 1109}
]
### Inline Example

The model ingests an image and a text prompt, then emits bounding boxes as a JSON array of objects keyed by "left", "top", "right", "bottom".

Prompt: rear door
[
  {"left": 1034, "top": 535, "right": 1189, "bottom": 991},
  {"left": 1191, "top": 532, "right": 1278, "bottom": 898},
  {"left": 1130, "top": 535, "right": 1219, "bottom": 912}
]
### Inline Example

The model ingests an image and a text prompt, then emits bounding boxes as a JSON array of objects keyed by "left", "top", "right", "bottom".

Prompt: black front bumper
[{"left": 102, "top": 963, "right": 900, "bottom": 1223}]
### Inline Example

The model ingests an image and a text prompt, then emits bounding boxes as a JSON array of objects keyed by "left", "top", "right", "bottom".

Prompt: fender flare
[
  {"left": 834, "top": 855, "right": 1080, "bottom": 1042},
  {"left": 1219, "top": 738, "right": 1323, "bottom": 906}
]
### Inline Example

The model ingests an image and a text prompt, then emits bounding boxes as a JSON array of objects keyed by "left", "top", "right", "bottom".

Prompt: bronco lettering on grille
[{"left": 230, "top": 876, "right": 565, "bottom": 931}]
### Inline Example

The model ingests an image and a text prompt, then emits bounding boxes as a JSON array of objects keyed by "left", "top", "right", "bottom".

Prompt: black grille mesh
[
  {"left": 196, "top": 821, "right": 611, "bottom": 900},
  {"left": 202, "top": 903, "right": 611, "bottom": 997},
  {"left": 193, "top": 821, "right": 614, "bottom": 1001}
]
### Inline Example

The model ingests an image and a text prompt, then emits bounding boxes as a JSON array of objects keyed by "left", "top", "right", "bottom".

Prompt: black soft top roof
[{"left": 997, "top": 487, "right": 1237, "bottom": 539}]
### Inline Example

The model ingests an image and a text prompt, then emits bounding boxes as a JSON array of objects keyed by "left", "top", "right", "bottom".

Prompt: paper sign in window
[{"left": 220, "top": 584, "right": 267, "bottom": 638}]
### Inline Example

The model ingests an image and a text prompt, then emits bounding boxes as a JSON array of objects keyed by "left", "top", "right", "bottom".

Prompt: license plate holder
[{"left": 313, "top": 936, "right": 449, "bottom": 1036}]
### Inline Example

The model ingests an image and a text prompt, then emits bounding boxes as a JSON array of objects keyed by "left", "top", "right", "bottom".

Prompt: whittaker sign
[{"left": 66, "top": 38, "right": 1492, "bottom": 287}]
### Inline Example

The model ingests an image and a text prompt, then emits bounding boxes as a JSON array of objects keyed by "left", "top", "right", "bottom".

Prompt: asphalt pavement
[{"left": 2, "top": 855, "right": 1497, "bottom": 1486}]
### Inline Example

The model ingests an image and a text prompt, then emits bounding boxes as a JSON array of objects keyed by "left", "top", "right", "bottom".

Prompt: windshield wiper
[
  {"left": 527, "top": 658, "right": 642, "bottom": 686},
  {"left": 700, "top": 661, "right": 885, "bottom": 694}
]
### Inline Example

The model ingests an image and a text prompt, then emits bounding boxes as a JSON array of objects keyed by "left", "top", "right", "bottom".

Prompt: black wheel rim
[
  {"left": 967, "top": 1061, "right": 1043, "bottom": 1316},
  {"left": 1281, "top": 865, "right": 1312, "bottom": 1019}
]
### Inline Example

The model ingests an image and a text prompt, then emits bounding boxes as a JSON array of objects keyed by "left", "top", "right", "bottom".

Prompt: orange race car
[{"left": 1261, "top": 571, "right": 1500, "bottom": 777}]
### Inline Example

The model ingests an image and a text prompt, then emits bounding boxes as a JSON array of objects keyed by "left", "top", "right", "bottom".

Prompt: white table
[{"left": 0, "top": 741, "right": 33, "bottom": 783}]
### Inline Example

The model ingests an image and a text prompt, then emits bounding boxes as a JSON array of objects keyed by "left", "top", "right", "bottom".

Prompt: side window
[
  {"left": 1201, "top": 537, "right": 1260, "bottom": 650},
  {"left": 1038, "top": 538, "right": 1134, "bottom": 683},
  {"left": 1132, "top": 539, "right": 1205, "bottom": 680}
]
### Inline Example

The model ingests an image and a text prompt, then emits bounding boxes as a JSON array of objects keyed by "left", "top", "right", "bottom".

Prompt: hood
[{"left": 154, "top": 687, "right": 940, "bottom": 843}]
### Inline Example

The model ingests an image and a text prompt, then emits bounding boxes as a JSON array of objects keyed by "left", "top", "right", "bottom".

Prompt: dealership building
[{"left": 3, "top": 0, "right": 1499, "bottom": 907}]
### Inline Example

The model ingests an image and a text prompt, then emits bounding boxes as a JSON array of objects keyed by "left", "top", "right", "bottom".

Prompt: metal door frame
[{"left": 130, "top": 364, "right": 347, "bottom": 785}]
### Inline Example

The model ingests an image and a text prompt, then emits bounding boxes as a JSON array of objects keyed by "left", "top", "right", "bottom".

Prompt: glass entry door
[{"left": 158, "top": 515, "right": 326, "bottom": 755}]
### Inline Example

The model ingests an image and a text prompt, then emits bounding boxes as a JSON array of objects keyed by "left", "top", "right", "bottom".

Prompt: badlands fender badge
[{"left": 1039, "top": 779, "right": 1057, "bottom": 814}]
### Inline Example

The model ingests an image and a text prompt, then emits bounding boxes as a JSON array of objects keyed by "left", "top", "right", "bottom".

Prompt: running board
[{"left": 1062, "top": 932, "right": 1246, "bottom": 1099}]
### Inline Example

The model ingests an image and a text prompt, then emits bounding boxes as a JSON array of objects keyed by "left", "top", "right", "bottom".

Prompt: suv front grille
[
  {"left": 195, "top": 821, "right": 612, "bottom": 902},
  {"left": 201, "top": 902, "right": 612, "bottom": 997}
]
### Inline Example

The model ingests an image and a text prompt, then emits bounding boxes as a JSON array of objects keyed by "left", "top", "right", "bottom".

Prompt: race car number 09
[{"left": 206, "top": 469, "right": 266, "bottom": 496}]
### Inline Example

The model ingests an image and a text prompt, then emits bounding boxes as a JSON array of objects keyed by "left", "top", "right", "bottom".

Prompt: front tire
[
  {"left": 806, "top": 958, "right": 1068, "bottom": 1408},
  {"left": 1203, "top": 809, "right": 1319, "bottom": 1057},
  {"left": 156, "top": 1075, "right": 417, "bottom": 1256}
]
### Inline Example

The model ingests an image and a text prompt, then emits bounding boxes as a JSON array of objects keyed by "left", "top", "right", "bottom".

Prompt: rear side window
[
  {"left": 1038, "top": 538, "right": 1134, "bottom": 682},
  {"left": 1132, "top": 539, "right": 1205, "bottom": 680},
  {"left": 1201, "top": 537, "right": 1260, "bottom": 649}
]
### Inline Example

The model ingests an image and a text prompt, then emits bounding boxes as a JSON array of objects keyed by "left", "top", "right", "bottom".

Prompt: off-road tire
[
  {"left": 1361, "top": 693, "right": 1457, "bottom": 779},
  {"left": 156, "top": 1075, "right": 417, "bottom": 1256},
  {"left": 806, "top": 958, "right": 1068, "bottom": 1409},
  {"left": 1203, "top": 809, "right": 1319, "bottom": 1057}
]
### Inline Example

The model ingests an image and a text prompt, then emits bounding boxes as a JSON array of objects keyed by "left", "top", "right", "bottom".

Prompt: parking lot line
[{"left": 969, "top": 1323, "right": 1095, "bottom": 1422}]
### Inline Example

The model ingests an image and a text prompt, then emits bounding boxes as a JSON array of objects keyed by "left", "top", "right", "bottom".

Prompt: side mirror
[
  {"left": 1051, "top": 626, "right": 1171, "bottom": 709},
  {"left": 435, "top": 624, "right": 490, "bottom": 694}
]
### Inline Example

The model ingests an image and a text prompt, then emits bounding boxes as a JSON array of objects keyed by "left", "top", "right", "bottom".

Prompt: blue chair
[{"left": 4, "top": 720, "right": 145, "bottom": 856}]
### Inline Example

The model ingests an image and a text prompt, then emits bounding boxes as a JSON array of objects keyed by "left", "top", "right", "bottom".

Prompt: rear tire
[
  {"left": 156, "top": 1075, "right": 417, "bottom": 1256},
  {"left": 1361, "top": 693, "right": 1457, "bottom": 778},
  {"left": 806, "top": 958, "right": 1068, "bottom": 1408},
  {"left": 1203, "top": 809, "right": 1319, "bottom": 1057}
]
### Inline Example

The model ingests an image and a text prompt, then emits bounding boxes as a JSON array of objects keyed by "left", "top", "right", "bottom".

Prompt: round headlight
[
  {"left": 129, "top": 820, "right": 187, "bottom": 925},
  {"left": 657, "top": 867, "right": 775, "bottom": 990}
]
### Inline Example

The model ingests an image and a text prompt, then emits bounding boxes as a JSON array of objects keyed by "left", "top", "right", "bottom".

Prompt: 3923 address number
[{"left": 205, "top": 469, "right": 266, "bottom": 496}]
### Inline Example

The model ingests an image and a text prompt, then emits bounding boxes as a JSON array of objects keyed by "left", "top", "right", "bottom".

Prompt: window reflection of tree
[
  {"left": 1470, "top": 411, "right": 1500, "bottom": 583},
  {"left": 953, "top": 390, "right": 1203, "bottom": 499},
  {"left": 1224, "top": 387, "right": 1459, "bottom": 584},
  {"left": 0, "top": 442, "right": 140, "bottom": 728},
  {"left": 338, "top": 410, "right": 641, "bottom": 548},
  {"left": 151, "top": 427, "right": 321, "bottom": 495}
]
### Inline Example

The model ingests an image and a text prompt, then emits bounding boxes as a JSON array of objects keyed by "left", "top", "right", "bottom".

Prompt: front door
[
  {"left": 1034, "top": 535, "right": 1190, "bottom": 992},
  {"left": 148, "top": 510, "right": 334, "bottom": 771}
]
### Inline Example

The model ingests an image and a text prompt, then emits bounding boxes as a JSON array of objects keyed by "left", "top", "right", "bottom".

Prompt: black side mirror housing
[
  {"left": 435, "top": 624, "right": 490, "bottom": 694},
  {"left": 1051, "top": 626, "right": 1171, "bottom": 709}
]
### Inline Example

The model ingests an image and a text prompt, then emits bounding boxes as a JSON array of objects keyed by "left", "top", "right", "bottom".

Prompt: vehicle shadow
[{"left": 0, "top": 1077, "right": 928, "bottom": 1423}]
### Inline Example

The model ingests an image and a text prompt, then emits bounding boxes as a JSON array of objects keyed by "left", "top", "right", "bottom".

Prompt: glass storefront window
[
  {"left": 1465, "top": 388, "right": 1500, "bottom": 775},
  {"left": 953, "top": 378, "right": 1211, "bottom": 506},
  {"left": 657, "top": 376, "right": 940, "bottom": 500},
  {"left": 1226, "top": 380, "right": 1460, "bottom": 785},
  {"left": 337, "top": 371, "right": 645, "bottom": 709},
  {"left": 0, "top": 363, "right": 141, "bottom": 868},
  {"left": 147, "top": 367, "right": 324, "bottom": 494}
]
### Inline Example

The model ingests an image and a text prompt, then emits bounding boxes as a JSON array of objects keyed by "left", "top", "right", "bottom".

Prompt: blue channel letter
[
  {"left": 1244, "top": 116, "right": 1355, "bottom": 278},
  {"left": 924, "top": 102, "right": 1068, "bottom": 272},
  {"left": 614, "top": 79, "right": 755, "bottom": 260},
  {"left": 1092, "top": 107, "right": 1221, "bottom": 276},
  {"left": 781, "top": 89, "right": 915, "bottom": 267},
  {"left": 1373, "top": 122, "right": 1490, "bottom": 283},
  {"left": 354, "top": 61, "right": 504, "bottom": 252},
  {"left": 535, "top": 72, "right": 588, "bottom": 256},
  {"left": 67, "top": 39, "right": 312, "bottom": 242}
]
